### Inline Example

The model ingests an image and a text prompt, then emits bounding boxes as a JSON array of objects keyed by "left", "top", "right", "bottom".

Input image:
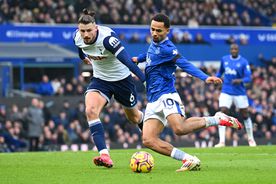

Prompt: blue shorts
[{"left": 86, "top": 75, "right": 138, "bottom": 108}]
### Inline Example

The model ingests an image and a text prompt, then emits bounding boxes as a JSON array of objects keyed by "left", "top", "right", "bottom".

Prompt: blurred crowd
[
  {"left": 0, "top": 61, "right": 275, "bottom": 152},
  {"left": 0, "top": 0, "right": 274, "bottom": 26}
]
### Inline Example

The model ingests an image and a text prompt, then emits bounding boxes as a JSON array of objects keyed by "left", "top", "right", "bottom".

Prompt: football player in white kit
[
  {"left": 74, "top": 9, "right": 145, "bottom": 168},
  {"left": 214, "top": 44, "right": 256, "bottom": 147}
]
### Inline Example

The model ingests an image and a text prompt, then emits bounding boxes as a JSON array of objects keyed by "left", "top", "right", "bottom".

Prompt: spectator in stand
[
  {"left": 8, "top": 104, "right": 24, "bottom": 123},
  {"left": 36, "top": 75, "right": 54, "bottom": 96},
  {"left": 225, "top": 35, "right": 236, "bottom": 45},
  {"left": 56, "top": 124, "right": 69, "bottom": 145},
  {"left": 61, "top": 100, "right": 76, "bottom": 122},
  {"left": 0, "top": 0, "right": 272, "bottom": 26},
  {"left": 0, "top": 105, "right": 7, "bottom": 124},
  {"left": 75, "top": 101, "right": 87, "bottom": 131},
  {"left": 181, "top": 32, "right": 192, "bottom": 44},
  {"left": 258, "top": 54, "right": 276, "bottom": 68},
  {"left": 194, "top": 33, "right": 209, "bottom": 44},
  {"left": 25, "top": 98, "right": 45, "bottom": 151}
]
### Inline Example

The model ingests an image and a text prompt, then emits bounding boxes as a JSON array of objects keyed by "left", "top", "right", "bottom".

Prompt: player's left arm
[
  {"left": 103, "top": 33, "right": 145, "bottom": 82},
  {"left": 175, "top": 56, "right": 222, "bottom": 84}
]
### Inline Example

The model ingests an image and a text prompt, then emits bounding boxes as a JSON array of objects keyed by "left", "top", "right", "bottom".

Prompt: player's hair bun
[{"left": 82, "top": 9, "right": 95, "bottom": 17}]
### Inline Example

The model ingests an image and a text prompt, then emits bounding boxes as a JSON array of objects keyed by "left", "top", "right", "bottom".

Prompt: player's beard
[
  {"left": 84, "top": 37, "right": 92, "bottom": 44},
  {"left": 153, "top": 36, "right": 160, "bottom": 43}
]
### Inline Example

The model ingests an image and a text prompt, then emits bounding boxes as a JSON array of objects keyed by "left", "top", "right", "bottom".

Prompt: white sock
[
  {"left": 244, "top": 118, "right": 254, "bottom": 140},
  {"left": 99, "top": 149, "right": 109, "bottom": 155},
  {"left": 204, "top": 116, "right": 220, "bottom": 127},
  {"left": 170, "top": 148, "right": 193, "bottom": 161},
  {"left": 218, "top": 125, "right": 226, "bottom": 143}
]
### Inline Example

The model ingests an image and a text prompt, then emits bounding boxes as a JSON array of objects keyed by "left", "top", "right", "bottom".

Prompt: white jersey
[{"left": 74, "top": 26, "right": 130, "bottom": 81}]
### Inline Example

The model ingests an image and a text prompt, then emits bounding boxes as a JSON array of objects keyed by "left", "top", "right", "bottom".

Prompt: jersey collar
[
  {"left": 152, "top": 37, "right": 169, "bottom": 45},
  {"left": 230, "top": 55, "right": 241, "bottom": 60}
]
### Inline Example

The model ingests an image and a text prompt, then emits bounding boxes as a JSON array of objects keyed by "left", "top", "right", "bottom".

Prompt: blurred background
[{"left": 0, "top": 0, "right": 275, "bottom": 152}]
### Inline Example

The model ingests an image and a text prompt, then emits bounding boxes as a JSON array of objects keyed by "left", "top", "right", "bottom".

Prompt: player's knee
[
  {"left": 142, "top": 136, "right": 155, "bottom": 148},
  {"left": 126, "top": 114, "right": 140, "bottom": 124},
  {"left": 85, "top": 106, "right": 99, "bottom": 119},
  {"left": 172, "top": 126, "right": 185, "bottom": 136}
]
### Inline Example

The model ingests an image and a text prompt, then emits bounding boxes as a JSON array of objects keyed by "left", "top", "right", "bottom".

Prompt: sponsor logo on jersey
[
  {"left": 246, "top": 65, "right": 250, "bottom": 71},
  {"left": 109, "top": 37, "right": 120, "bottom": 48},
  {"left": 88, "top": 55, "right": 107, "bottom": 61},
  {"left": 155, "top": 47, "right": 160, "bottom": 54},
  {"left": 225, "top": 67, "right": 237, "bottom": 75},
  {"left": 146, "top": 54, "right": 151, "bottom": 65}
]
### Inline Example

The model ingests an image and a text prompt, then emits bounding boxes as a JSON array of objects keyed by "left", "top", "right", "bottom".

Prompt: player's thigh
[
  {"left": 233, "top": 95, "right": 249, "bottom": 109},
  {"left": 113, "top": 75, "right": 138, "bottom": 108},
  {"left": 86, "top": 77, "right": 113, "bottom": 104},
  {"left": 166, "top": 113, "right": 184, "bottom": 131},
  {"left": 144, "top": 101, "right": 167, "bottom": 126},
  {"left": 143, "top": 118, "right": 164, "bottom": 139},
  {"left": 219, "top": 93, "right": 233, "bottom": 108},
  {"left": 85, "top": 91, "right": 107, "bottom": 115}
]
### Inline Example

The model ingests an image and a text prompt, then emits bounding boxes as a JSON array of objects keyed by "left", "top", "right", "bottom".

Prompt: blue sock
[{"left": 89, "top": 120, "right": 107, "bottom": 152}]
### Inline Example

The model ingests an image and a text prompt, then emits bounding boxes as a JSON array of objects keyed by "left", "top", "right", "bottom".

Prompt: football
[{"left": 129, "top": 151, "right": 154, "bottom": 173}]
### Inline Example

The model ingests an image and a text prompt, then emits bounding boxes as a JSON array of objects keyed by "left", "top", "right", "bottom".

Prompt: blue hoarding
[{"left": 0, "top": 24, "right": 276, "bottom": 45}]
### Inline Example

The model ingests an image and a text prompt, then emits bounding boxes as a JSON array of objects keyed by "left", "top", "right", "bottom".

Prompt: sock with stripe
[{"left": 88, "top": 119, "right": 108, "bottom": 154}]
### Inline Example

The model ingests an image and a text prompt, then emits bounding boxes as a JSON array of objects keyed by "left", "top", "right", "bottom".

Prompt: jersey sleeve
[
  {"left": 242, "top": 59, "right": 252, "bottom": 83},
  {"left": 137, "top": 53, "right": 147, "bottom": 63},
  {"left": 73, "top": 30, "right": 87, "bottom": 60},
  {"left": 103, "top": 33, "right": 145, "bottom": 82},
  {"left": 175, "top": 56, "right": 209, "bottom": 81},
  {"left": 216, "top": 59, "right": 225, "bottom": 78},
  {"left": 78, "top": 48, "right": 87, "bottom": 60}
]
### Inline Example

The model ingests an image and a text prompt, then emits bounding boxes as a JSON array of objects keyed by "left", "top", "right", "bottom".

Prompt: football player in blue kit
[
  {"left": 132, "top": 13, "right": 243, "bottom": 172},
  {"left": 214, "top": 44, "right": 256, "bottom": 147},
  {"left": 74, "top": 9, "right": 145, "bottom": 168}
]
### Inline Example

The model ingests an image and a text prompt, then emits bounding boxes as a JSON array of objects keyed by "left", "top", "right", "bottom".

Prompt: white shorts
[
  {"left": 219, "top": 93, "right": 249, "bottom": 109},
  {"left": 144, "top": 93, "right": 185, "bottom": 126}
]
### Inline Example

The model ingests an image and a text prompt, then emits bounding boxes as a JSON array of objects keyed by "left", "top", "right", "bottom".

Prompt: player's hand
[
  {"left": 132, "top": 57, "right": 138, "bottom": 63},
  {"left": 205, "top": 76, "right": 222, "bottom": 85},
  {"left": 232, "top": 79, "right": 242, "bottom": 84},
  {"left": 83, "top": 57, "right": 91, "bottom": 65}
]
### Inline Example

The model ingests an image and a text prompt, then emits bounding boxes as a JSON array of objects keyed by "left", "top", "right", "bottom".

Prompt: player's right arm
[
  {"left": 175, "top": 56, "right": 222, "bottom": 84},
  {"left": 78, "top": 48, "right": 91, "bottom": 64},
  {"left": 216, "top": 58, "right": 224, "bottom": 78}
]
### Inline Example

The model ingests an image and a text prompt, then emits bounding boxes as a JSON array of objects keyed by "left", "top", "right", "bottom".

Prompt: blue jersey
[
  {"left": 137, "top": 38, "right": 209, "bottom": 102},
  {"left": 216, "top": 55, "right": 251, "bottom": 95}
]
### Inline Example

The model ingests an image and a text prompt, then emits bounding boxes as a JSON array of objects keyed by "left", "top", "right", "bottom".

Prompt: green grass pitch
[{"left": 1, "top": 146, "right": 276, "bottom": 184}]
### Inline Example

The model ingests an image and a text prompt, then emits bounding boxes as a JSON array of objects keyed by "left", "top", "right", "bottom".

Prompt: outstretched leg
[{"left": 167, "top": 113, "right": 242, "bottom": 137}]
